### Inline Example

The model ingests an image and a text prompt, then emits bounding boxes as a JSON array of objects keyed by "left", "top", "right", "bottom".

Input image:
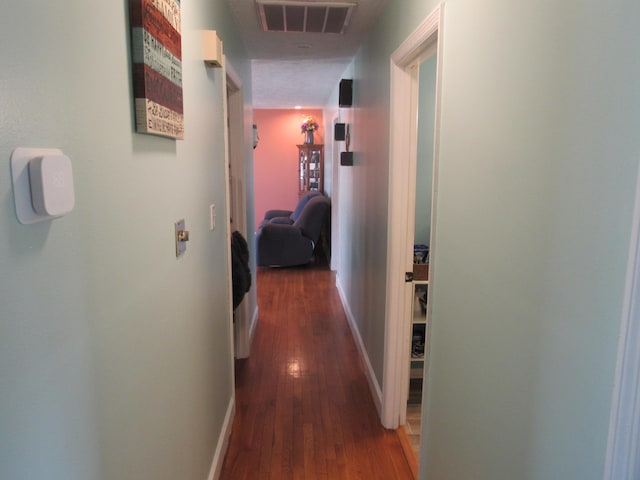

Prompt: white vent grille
[{"left": 256, "top": 1, "right": 356, "bottom": 34}]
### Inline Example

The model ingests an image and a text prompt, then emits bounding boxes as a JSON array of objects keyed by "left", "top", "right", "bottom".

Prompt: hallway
[{"left": 220, "top": 263, "right": 414, "bottom": 479}]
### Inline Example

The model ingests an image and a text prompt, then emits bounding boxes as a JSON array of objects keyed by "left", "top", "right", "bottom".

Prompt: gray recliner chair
[
  {"left": 259, "top": 191, "right": 321, "bottom": 227},
  {"left": 256, "top": 195, "right": 330, "bottom": 267}
]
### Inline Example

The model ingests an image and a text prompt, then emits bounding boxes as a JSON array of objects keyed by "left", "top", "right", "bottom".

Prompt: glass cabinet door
[
  {"left": 299, "top": 149, "right": 308, "bottom": 192},
  {"left": 309, "top": 149, "right": 321, "bottom": 191},
  {"left": 298, "top": 145, "right": 324, "bottom": 195}
]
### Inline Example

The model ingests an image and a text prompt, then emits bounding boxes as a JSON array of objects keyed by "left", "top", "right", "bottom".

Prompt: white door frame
[
  {"left": 224, "top": 57, "right": 252, "bottom": 359},
  {"left": 381, "top": 4, "right": 444, "bottom": 429},
  {"left": 604, "top": 163, "right": 640, "bottom": 479}
]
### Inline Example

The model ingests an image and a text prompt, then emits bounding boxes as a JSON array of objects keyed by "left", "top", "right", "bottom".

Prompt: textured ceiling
[{"left": 226, "top": 0, "right": 388, "bottom": 108}]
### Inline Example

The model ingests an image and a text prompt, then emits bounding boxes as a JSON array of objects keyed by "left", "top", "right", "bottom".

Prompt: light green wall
[
  {"left": 415, "top": 56, "right": 437, "bottom": 246},
  {"left": 337, "top": 0, "right": 640, "bottom": 478},
  {"left": 332, "top": 55, "right": 391, "bottom": 381},
  {"left": 333, "top": 0, "right": 440, "bottom": 394},
  {"left": 0, "top": 2, "right": 252, "bottom": 479}
]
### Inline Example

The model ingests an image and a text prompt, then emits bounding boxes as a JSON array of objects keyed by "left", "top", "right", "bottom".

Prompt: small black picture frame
[
  {"left": 339, "top": 79, "right": 353, "bottom": 107},
  {"left": 334, "top": 123, "right": 346, "bottom": 141},
  {"left": 340, "top": 151, "right": 354, "bottom": 166}
]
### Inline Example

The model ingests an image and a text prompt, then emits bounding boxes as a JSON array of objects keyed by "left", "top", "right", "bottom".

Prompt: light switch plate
[{"left": 175, "top": 219, "right": 187, "bottom": 257}]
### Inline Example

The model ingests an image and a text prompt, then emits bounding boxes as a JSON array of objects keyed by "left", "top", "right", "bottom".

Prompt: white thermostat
[{"left": 11, "top": 147, "right": 76, "bottom": 224}]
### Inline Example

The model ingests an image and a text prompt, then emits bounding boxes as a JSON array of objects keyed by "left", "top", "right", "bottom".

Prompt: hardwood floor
[{"left": 220, "top": 261, "right": 414, "bottom": 479}]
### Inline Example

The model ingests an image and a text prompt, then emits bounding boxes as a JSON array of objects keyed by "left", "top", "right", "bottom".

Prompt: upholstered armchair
[
  {"left": 256, "top": 194, "right": 330, "bottom": 267},
  {"left": 260, "top": 191, "right": 321, "bottom": 227}
]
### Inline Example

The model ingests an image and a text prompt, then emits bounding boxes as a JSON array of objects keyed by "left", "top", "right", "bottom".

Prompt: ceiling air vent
[{"left": 256, "top": 1, "right": 356, "bottom": 34}]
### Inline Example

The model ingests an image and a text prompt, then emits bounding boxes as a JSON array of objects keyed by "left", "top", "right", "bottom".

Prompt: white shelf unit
[{"left": 410, "top": 279, "right": 429, "bottom": 379}]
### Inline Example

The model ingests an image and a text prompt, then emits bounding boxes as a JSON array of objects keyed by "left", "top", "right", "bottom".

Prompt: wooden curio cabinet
[{"left": 297, "top": 144, "right": 324, "bottom": 196}]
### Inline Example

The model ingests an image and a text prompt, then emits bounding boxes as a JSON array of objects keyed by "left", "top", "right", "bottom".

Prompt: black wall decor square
[
  {"left": 340, "top": 151, "right": 353, "bottom": 166},
  {"left": 334, "top": 123, "right": 346, "bottom": 141},
  {"left": 339, "top": 79, "right": 353, "bottom": 107}
]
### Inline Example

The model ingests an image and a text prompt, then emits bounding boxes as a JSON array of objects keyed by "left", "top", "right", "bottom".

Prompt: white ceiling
[{"left": 226, "top": 0, "right": 388, "bottom": 109}]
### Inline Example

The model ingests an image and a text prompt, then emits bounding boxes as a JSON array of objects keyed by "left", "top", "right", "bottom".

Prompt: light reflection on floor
[{"left": 286, "top": 358, "right": 304, "bottom": 378}]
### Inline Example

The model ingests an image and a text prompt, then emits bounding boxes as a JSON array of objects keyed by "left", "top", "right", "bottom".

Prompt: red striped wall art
[{"left": 129, "top": 0, "right": 184, "bottom": 139}]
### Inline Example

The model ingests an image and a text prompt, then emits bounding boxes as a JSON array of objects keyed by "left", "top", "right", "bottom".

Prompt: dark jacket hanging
[{"left": 231, "top": 230, "right": 251, "bottom": 310}]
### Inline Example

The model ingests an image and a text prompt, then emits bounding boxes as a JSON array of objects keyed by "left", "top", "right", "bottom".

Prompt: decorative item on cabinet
[
  {"left": 297, "top": 144, "right": 324, "bottom": 195},
  {"left": 305, "top": 131, "right": 314, "bottom": 145},
  {"left": 300, "top": 115, "right": 319, "bottom": 145}
]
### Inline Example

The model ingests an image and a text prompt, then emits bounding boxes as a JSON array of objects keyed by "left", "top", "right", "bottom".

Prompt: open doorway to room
[
  {"left": 225, "top": 59, "right": 252, "bottom": 359},
  {"left": 381, "top": 4, "right": 443, "bottom": 475},
  {"left": 251, "top": 108, "right": 331, "bottom": 268},
  {"left": 405, "top": 53, "right": 438, "bottom": 459}
]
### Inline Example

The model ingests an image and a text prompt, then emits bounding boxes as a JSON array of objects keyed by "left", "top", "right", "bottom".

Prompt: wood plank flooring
[{"left": 220, "top": 262, "right": 414, "bottom": 480}]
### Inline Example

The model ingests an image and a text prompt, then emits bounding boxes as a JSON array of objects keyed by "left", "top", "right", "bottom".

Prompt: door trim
[
  {"left": 382, "top": 4, "right": 443, "bottom": 429},
  {"left": 224, "top": 56, "right": 253, "bottom": 359},
  {"left": 604, "top": 163, "right": 640, "bottom": 479}
]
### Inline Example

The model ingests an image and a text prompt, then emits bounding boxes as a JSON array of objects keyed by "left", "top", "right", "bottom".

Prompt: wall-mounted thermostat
[{"left": 11, "top": 147, "right": 75, "bottom": 224}]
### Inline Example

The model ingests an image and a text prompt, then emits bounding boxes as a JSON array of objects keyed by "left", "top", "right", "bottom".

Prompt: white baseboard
[
  {"left": 335, "top": 276, "right": 383, "bottom": 416},
  {"left": 207, "top": 396, "right": 235, "bottom": 480}
]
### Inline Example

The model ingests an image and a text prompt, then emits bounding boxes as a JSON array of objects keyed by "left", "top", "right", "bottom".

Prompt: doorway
[
  {"left": 381, "top": 1, "right": 443, "bottom": 466},
  {"left": 404, "top": 54, "right": 438, "bottom": 458},
  {"left": 225, "top": 59, "right": 252, "bottom": 359}
]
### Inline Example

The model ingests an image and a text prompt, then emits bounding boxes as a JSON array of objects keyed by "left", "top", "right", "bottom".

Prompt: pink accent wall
[{"left": 253, "top": 109, "right": 324, "bottom": 229}]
